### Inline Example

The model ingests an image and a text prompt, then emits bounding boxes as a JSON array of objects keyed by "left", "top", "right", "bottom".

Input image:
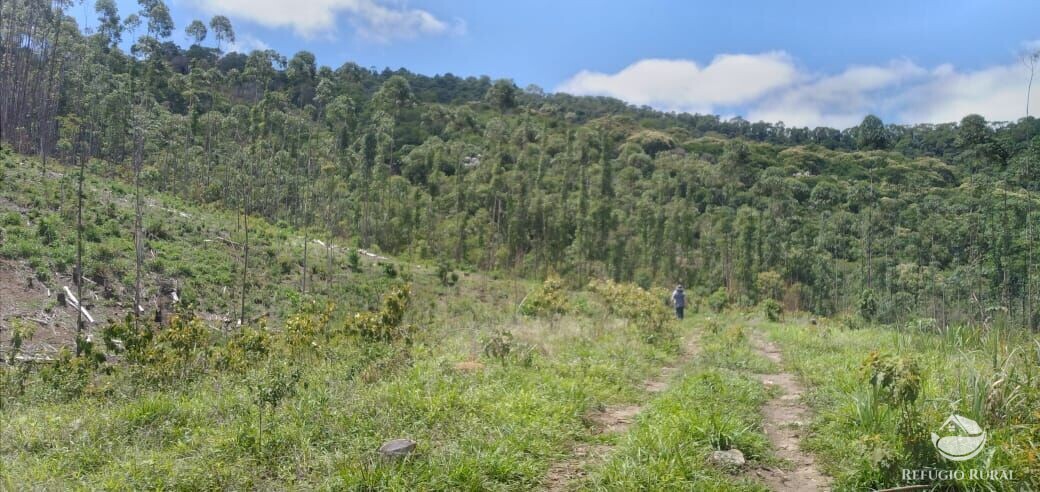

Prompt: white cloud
[
  {"left": 558, "top": 52, "right": 1039, "bottom": 128},
  {"left": 747, "top": 60, "right": 928, "bottom": 128},
  {"left": 557, "top": 53, "right": 798, "bottom": 113},
  {"left": 895, "top": 64, "right": 1036, "bottom": 123},
  {"left": 228, "top": 33, "right": 269, "bottom": 53},
  {"left": 192, "top": 0, "right": 461, "bottom": 41}
]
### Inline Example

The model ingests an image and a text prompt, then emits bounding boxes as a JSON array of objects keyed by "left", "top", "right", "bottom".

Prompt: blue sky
[{"left": 96, "top": 0, "right": 1040, "bottom": 128}]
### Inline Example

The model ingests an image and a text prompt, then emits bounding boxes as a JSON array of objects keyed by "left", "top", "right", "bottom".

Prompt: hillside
[
  {"left": 2, "top": 2, "right": 1040, "bottom": 490},
  {"left": 4, "top": 1, "right": 1040, "bottom": 330},
  {"left": 0, "top": 150, "right": 407, "bottom": 357},
  {"left": 0, "top": 151, "right": 1037, "bottom": 489}
]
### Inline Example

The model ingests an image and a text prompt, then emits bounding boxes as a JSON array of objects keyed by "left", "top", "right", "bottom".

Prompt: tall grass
[{"left": 764, "top": 319, "right": 1040, "bottom": 490}]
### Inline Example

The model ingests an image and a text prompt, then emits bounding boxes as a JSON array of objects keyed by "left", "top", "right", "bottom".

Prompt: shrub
[
  {"left": 520, "top": 273, "right": 570, "bottom": 317},
  {"left": 482, "top": 329, "right": 536, "bottom": 366},
  {"left": 861, "top": 351, "right": 930, "bottom": 466},
  {"left": 704, "top": 317, "right": 722, "bottom": 334},
  {"left": 347, "top": 249, "right": 361, "bottom": 272},
  {"left": 102, "top": 314, "right": 156, "bottom": 365},
  {"left": 708, "top": 287, "right": 729, "bottom": 313},
  {"left": 215, "top": 327, "right": 273, "bottom": 371},
  {"left": 35, "top": 215, "right": 59, "bottom": 246},
  {"left": 839, "top": 313, "right": 865, "bottom": 330},
  {"left": 755, "top": 270, "right": 783, "bottom": 300},
  {"left": 761, "top": 298, "right": 783, "bottom": 322},
  {"left": 6, "top": 320, "right": 35, "bottom": 364},
  {"left": 722, "top": 324, "right": 745, "bottom": 344},
  {"left": 1, "top": 212, "right": 21, "bottom": 226},
  {"left": 102, "top": 313, "right": 213, "bottom": 384},
  {"left": 249, "top": 360, "right": 301, "bottom": 453},
  {"left": 436, "top": 262, "right": 458, "bottom": 286},
  {"left": 588, "top": 279, "right": 676, "bottom": 345},
  {"left": 863, "top": 351, "right": 921, "bottom": 408},
  {"left": 145, "top": 220, "right": 170, "bottom": 240},
  {"left": 345, "top": 285, "right": 414, "bottom": 343},
  {"left": 276, "top": 250, "right": 296, "bottom": 275},
  {"left": 858, "top": 289, "right": 879, "bottom": 322},
  {"left": 40, "top": 348, "right": 98, "bottom": 398},
  {"left": 284, "top": 301, "right": 334, "bottom": 351}
]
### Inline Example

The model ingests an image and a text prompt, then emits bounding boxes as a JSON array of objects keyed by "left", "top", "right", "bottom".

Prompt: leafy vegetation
[
  {"left": 588, "top": 279, "right": 677, "bottom": 346},
  {"left": 761, "top": 317, "right": 1040, "bottom": 490},
  {"left": 5, "top": 0, "right": 1040, "bottom": 329},
  {"left": 2, "top": 1, "right": 1040, "bottom": 490},
  {"left": 520, "top": 273, "right": 571, "bottom": 317},
  {"left": 585, "top": 367, "right": 771, "bottom": 491}
]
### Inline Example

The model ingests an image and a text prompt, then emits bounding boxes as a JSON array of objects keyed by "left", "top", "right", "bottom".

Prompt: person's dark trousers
[{"left": 676, "top": 307, "right": 684, "bottom": 320}]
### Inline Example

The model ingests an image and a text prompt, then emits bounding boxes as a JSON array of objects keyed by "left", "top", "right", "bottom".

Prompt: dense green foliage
[
  {"left": 3, "top": 2, "right": 1039, "bottom": 490},
  {"left": 5, "top": 0, "right": 1040, "bottom": 330}
]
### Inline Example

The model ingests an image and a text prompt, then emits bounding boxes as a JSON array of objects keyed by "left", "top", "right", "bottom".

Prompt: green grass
[
  {"left": 0, "top": 153, "right": 395, "bottom": 327},
  {"left": 578, "top": 315, "right": 776, "bottom": 491},
  {"left": 5, "top": 153, "right": 1037, "bottom": 490},
  {"left": 759, "top": 316, "right": 1040, "bottom": 491},
  {"left": 696, "top": 317, "right": 779, "bottom": 374},
  {"left": 0, "top": 288, "right": 687, "bottom": 489}
]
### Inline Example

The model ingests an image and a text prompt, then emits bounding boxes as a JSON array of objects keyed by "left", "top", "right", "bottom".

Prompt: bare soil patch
[{"left": 749, "top": 334, "right": 831, "bottom": 491}]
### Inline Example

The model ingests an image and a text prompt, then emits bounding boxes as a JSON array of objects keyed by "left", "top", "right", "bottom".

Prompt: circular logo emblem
[{"left": 931, "top": 414, "right": 986, "bottom": 462}]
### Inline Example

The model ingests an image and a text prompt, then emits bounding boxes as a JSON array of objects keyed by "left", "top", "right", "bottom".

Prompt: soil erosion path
[
  {"left": 541, "top": 332, "right": 700, "bottom": 491},
  {"left": 749, "top": 331, "right": 831, "bottom": 491}
]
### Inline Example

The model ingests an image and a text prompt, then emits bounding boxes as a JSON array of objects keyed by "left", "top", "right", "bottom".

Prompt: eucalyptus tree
[
  {"left": 485, "top": 79, "right": 519, "bottom": 111},
  {"left": 593, "top": 132, "right": 616, "bottom": 261},
  {"left": 286, "top": 51, "right": 317, "bottom": 107},
  {"left": 445, "top": 107, "right": 477, "bottom": 263},
  {"left": 0, "top": 0, "right": 74, "bottom": 167},
  {"left": 360, "top": 132, "right": 378, "bottom": 247},
  {"left": 185, "top": 20, "right": 207, "bottom": 45},
  {"left": 74, "top": 127, "right": 88, "bottom": 354},
  {"left": 121, "top": 12, "right": 150, "bottom": 325},
  {"left": 137, "top": 0, "right": 173, "bottom": 39},
  {"left": 372, "top": 76, "right": 415, "bottom": 174},
  {"left": 232, "top": 50, "right": 282, "bottom": 324},
  {"left": 209, "top": 15, "right": 234, "bottom": 52},
  {"left": 94, "top": 0, "right": 123, "bottom": 47},
  {"left": 856, "top": 115, "right": 889, "bottom": 151},
  {"left": 1026, "top": 50, "right": 1039, "bottom": 117}
]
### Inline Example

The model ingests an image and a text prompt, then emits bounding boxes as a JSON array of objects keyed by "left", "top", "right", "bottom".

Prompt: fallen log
[
  {"left": 12, "top": 354, "right": 56, "bottom": 364},
  {"left": 63, "top": 286, "right": 95, "bottom": 323},
  {"left": 63, "top": 286, "right": 78, "bottom": 306},
  {"left": 205, "top": 236, "right": 241, "bottom": 247}
]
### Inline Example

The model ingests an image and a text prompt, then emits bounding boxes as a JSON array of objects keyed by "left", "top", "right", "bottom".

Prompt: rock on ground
[
  {"left": 710, "top": 448, "right": 746, "bottom": 468},
  {"left": 378, "top": 439, "right": 417, "bottom": 457}
]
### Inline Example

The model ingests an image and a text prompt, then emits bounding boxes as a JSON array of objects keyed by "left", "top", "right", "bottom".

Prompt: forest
[
  {"left": 1, "top": 1, "right": 1039, "bottom": 490},
  {"left": 5, "top": 1, "right": 1040, "bottom": 329}
]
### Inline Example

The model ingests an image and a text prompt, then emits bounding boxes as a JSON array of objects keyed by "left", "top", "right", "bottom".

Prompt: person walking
[{"left": 671, "top": 284, "right": 686, "bottom": 320}]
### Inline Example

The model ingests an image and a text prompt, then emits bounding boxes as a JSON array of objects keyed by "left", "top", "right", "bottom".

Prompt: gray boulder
[
  {"left": 378, "top": 439, "right": 417, "bottom": 458},
  {"left": 710, "top": 448, "right": 745, "bottom": 468}
]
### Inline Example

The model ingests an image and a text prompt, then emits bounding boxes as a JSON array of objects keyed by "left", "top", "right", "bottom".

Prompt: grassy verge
[
  {"left": 0, "top": 279, "right": 687, "bottom": 490},
  {"left": 581, "top": 315, "right": 776, "bottom": 491},
  {"left": 759, "top": 316, "right": 1040, "bottom": 491}
]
